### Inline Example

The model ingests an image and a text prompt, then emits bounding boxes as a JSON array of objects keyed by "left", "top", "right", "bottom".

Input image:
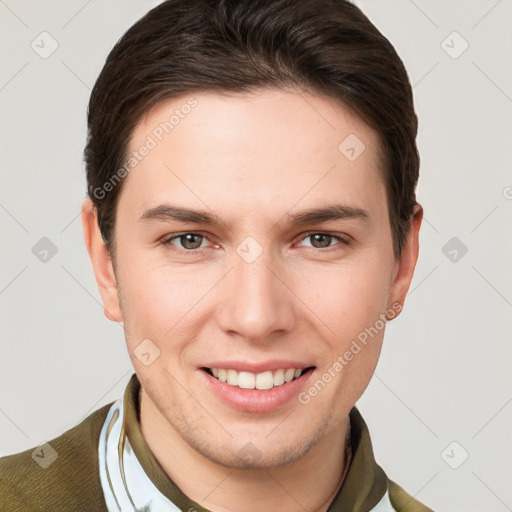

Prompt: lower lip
[{"left": 200, "top": 368, "right": 315, "bottom": 413}]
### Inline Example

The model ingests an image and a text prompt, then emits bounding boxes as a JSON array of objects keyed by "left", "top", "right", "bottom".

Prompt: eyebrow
[{"left": 138, "top": 203, "right": 370, "bottom": 227}]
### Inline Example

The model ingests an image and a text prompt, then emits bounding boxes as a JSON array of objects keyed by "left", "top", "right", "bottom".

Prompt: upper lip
[{"left": 201, "top": 360, "right": 315, "bottom": 374}]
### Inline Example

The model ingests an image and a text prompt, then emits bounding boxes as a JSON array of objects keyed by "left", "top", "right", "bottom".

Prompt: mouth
[
  {"left": 199, "top": 360, "right": 317, "bottom": 412},
  {"left": 201, "top": 366, "right": 316, "bottom": 390}
]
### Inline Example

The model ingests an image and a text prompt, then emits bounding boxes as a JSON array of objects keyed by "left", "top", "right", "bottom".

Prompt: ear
[
  {"left": 81, "top": 197, "right": 123, "bottom": 322},
  {"left": 387, "top": 203, "right": 423, "bottom": 319}
]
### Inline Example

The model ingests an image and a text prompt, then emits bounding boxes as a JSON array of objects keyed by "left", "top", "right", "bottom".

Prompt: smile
[
  {"left": 201, "top": 365, "right": 316, "bottom": 413},
  {"left": 203, "top": 367, "right": 315, "bottom": 390}
]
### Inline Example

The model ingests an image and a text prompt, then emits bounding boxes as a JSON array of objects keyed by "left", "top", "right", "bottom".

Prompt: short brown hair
[{"left": 84, "top": 0, "right": 419, "bottom": 260}]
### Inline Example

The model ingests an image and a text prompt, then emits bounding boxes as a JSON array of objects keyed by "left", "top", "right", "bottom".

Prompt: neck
[{"left": 138, "top": 387, "right": 352, "bottom": 512}]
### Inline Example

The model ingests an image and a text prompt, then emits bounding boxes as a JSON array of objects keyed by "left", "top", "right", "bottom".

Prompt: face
[{"left": 83, "top": 88, "right": 421, "bottom": 470}]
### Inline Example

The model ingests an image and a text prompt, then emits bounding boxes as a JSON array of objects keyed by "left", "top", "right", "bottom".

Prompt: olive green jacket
[{"left": 0, "top": 373, "right": 434, "bottom": 511}]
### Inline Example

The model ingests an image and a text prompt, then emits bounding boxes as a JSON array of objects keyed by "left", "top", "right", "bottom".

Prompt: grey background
[{"left": 1, "top": 1, "right": 511, "bottom": 511}]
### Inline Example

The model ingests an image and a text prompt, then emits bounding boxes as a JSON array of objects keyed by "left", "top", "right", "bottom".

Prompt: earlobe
[
  {"left": 387, "top": 203, "right": 423, "bottom": 319},
  {"left": 81, "top": 198, "right": 123, "bottom": 323}
]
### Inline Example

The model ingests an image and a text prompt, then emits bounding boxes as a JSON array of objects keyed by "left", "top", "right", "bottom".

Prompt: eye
[
  {"left": 295, "top": 232, "right": 351, "bottom": 251},
  {"left": 160, "top": 231, "right": 351, "bottom": 255},
  {"left": 161, "top": 232, "right": 212, "bottom": 253}
]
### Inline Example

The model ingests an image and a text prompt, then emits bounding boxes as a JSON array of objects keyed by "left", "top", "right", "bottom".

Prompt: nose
[{"left": 215, "top": 247, "right": 296, "bottom": 345}]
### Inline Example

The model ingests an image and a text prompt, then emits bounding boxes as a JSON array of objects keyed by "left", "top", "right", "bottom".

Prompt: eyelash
[{"left": 160, "top": 232, "right": 351, "bottom": 255}]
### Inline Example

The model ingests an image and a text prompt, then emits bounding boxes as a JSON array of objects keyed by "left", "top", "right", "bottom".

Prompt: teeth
[
  {"left": 273, "top": 369, "right": 285, "bottom": 386},
  {"left": 238, "top": 371, "right": 255, "bottom": 389},
  {"left": 256, "top": 371, "right": 273, "bottom": 390},
  {"left": 284, "top": 369, "right": 295, "bottom": 382},
  {"left": 208, "top": 367, "right": 306, "bottom": 390},
  {"left": 227, "top": 369, "right": 238, "bottom": 386}
]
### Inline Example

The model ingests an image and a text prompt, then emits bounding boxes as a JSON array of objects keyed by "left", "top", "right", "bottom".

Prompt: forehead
[{"left": 119, "top": 88, "right": 386, "bottom": 224}]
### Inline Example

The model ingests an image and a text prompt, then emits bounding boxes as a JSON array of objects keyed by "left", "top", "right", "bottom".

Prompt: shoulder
[
  {"left": 387, "top": 478, "right": 435, "bottom": 512},
  {"left": 0, "top": 402, "right": 112, "bottom": 512}
]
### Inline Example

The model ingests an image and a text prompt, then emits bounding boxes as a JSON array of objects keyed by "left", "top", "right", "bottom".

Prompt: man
[{"left": 0, "top": 0, "right": 434, "bottom": 510}]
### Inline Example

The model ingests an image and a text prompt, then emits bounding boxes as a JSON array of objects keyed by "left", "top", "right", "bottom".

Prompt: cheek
[
  {"left": 115, "top": 252, "right": 181, "bottom": 337},
  {"left": 117, "top": 255, "right": 216, "bottom": 361},
  {"left": 296, "top": 259, "right": 390, "bottom": 334},
  {"left": 295, "top": 257, "right": 391, "bottom": 394}
]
